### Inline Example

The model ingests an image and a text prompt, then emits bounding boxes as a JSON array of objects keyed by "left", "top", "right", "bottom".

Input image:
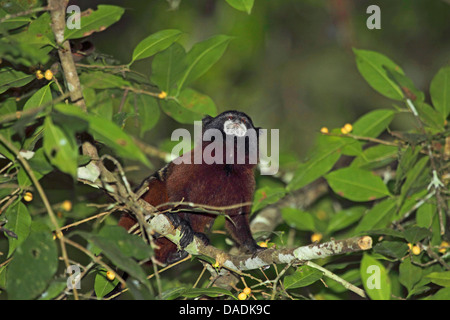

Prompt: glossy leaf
[
  {"left": 327, "top": 206, "right": 365, "bottom": 234},
  {"left": 130, "top": 29, "right": 182, "bottom": 65},
  {"left": 426, "top": 271, "right": 450, "bottom": 287},
  {"left": 43, "top": 116, "right": 79, "bottom": 178},
  {"left": 54, "top": 104, "right": 151, "bottom": 168},
  {"left": 4, "top": 202, "right": 31, "bottom": 257},
  {"left": 151, "top": 42, "right": 187, "bottom": 93},
  {"left": 6, "top": 226, "right": 58, "bottom": 300},
  {"left": 353, "top": 198, "right": 397, "bottom": 234},
  {"left": 252, "top": 187, "right": 286, "bottom": 213},
  {"left": 373, "top": 241, "right": 409, "bottom": 259},
  {"left": 225, "top": 0, "right": 255, "bottom": 14},
  {"left": 23, "top": 83, "right": 53, "bottom": 111},
  {"left": 94, "top": 269, "right": 120, "bottom": 299},
  {"left": 284, "top": 265, "right": 323, "bottom": 289},
  {"left": 281, "top": 207, "right": 316, "bottom": 231},
  {"left": 177, "top": 35, "right": 232, "bottom": 91},
  {"left": 136, "top": 94, "right": 160, "bottom": 137},
  {"left": 0, "top": 67, "right": 34, "bottom": 95},
  {"left": 79, "top": 71, "right": 131, "bottom": 89},
  {"left": 325, "top": 167, "right": 391, "bottom": 202},
  {"left": 65, "top": 5, "right": 125, "bottom": 40},
  {"left": 430, "top": 65, "right": 450, "bottom": 121},
  {"left": 360, "top": 253, "right": 391, "bottom": 300},
  {"left": 399, "top": 259, "right": 423, "bottom": 294},
  {"left": 161, "top": 89, "right": 217, "bottom": 124},
  {"left": 353, "top": 49, "right": 404, "bottom": 101},
  {"left": 287, "top": 134, "right": 344, "bottom": 191},
  {"left": 351, "top": 109, "right": 395, "bottom": 138}
]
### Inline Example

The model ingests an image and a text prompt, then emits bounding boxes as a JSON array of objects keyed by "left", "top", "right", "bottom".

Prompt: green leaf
[
  {"left": 0, "top": 7, "right": 31, "bottom": 30},
  {"left": 353, "top": 198, "right": 397, "bottom": 234},
  {"left": 130, "top": 29, "right": 182, "bottom": 65},
  {"left": 23, "top": 83, "right": 53, "bottom": 111},
  {"left": 327, "top": 206, "right": 365, "bottom": 234},
  {"left": 360, "top": 253, "right": 391, "bottom": 300},
  {"left": 352, "top": 109, "right": 395, "bottom": 138},
  {"left": 74, "top": 227, "right": 150, "bottom": 284},
  {"left": 284, "top": 265, "right": 323, "bottom": 289},
  {"left": 65, "top": 5, "right": 125, "bottom": 40},
  {"left": 54, "top": 104, "right": 151, "bottom": 168},
  {"left": 287, "top": 134, "right": 344, "bottom": 191},
  {"left": 426, "top": 271, "right": 450, "bottom": 288},
  {"left": 399, "top": 156, "right": 429, "bottom": 203},
  {"left": 399, "top": 259, "right": 423, "bottom": 294},
  {"left": 384, "top": 66, "right": 425, "bottom": 102},
  {"left": 94, "top": 269, "right": 120, "bottom": 299},
  {"left": 177, "top": 35, "right": 232, "bottom": 91},
  {"left": 225, "top": 0, "right": 255, "bottom": 14},
  {"left": 415, "top": 102, "right": 445, "bottom": 131},
  {"left": 430, "top": 65, "right": 450, "bottom": 121},
  {"left": 136, "top": 94, "right": 160, "bottom": 137},
  {"left": 161, "top": 287, "right": 188, "bottom": 300},
  {"left": 252, "top": 187, "right": 286, "bottom": 213},
  {"left": 353, "top": 49, "right": 404, "bottom": 101},
  {"left": 403, "top": 226, "right": 432, "bottom": 244},
  {"left": 373, "top": 241, "right": 409, "bottom": 259},
  {"left": 351, "top": 144, "right": 398, "bottom": 170},
  {"left": 416, "top": 202, "right": 435, "bottom": 228},
  {"left": 151, "top": 42, "right": 187, "bottom": 93},
  {"left": 79, "top": 71, "right": 131, "bottom": 89},
  {"left": 0, "top": 12, "right": 54, "bottom": 67},
  {"left": 97, "top": 225, "right": 152, "bottom": 260},
  {"left": 281, "top": 207, "right": 316, "bottom": 231},
  {"left": 160, "top": 89, "right": 217, "bottom": 124},
  {"left": 181, "top": 287, "right": 235, "bottom": 299},
  {"left": 426, "top": 287, "right": 450, "bottom": 300},
  {"left": 43, "top": 116, "right": 79, "bottom": 178},
  {"left": 0, "top": 67, "right": 34, "bottom": 94},
  {"left": 6, "top": 225, "right": 58, "bottom": 300},
  {"left": 325, "top": 167, "right": 391, "bottom": 202},
  {"left": 4, "top": 202, "right": 31, "bottom": 257}
]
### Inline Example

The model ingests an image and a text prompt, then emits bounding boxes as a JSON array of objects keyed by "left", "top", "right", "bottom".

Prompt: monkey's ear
[{"left": 202, "top": 115, "right": 214, "bottom": 127}]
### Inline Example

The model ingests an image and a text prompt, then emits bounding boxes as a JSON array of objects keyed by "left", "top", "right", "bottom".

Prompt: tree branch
[{"left": 150, "top": 213, "right": 372, "bottom": 272}]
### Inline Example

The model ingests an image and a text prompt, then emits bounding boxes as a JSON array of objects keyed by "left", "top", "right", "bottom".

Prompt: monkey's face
[
  {"left": 202, "top": 110, "right": 257, "bottom": 136},
  {"left": 201, "top": 110, "right": 260, "bottom": 166}
]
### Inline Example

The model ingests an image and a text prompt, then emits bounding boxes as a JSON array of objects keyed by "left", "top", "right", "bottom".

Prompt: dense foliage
[{"left": 0, "top": 0, "right": 449, "bottom": 300}]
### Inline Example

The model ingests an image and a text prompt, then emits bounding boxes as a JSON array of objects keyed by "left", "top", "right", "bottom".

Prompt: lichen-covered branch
[{"left": 150, "top": 213, "right": 372, "bottom": 272}]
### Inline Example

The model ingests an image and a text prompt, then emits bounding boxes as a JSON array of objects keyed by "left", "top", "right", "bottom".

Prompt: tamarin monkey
[{"left": 118, "top": 110, "right": 265, "bottom": 264}]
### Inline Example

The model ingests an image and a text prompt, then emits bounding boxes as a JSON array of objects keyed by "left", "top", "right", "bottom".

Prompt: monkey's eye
[
  {"left": 228, "top": 115, "right": 233, "bottom": 120},
  {"left": 241, "top": 117, "right": 246, "bottom": 123}
]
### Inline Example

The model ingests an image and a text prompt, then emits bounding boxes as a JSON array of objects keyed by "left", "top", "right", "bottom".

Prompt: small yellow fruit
[
  {"left": 44, "top": 69, "right": 53, "bottom": 81},
  {"left": 158, "top": 91, "right": 167, "bottom": 99},
  {"left": 341, "top": 123, "right": 353, "bottom": 134},
  {"left": 212, "top": 261, "right": 220, "bottom": 268},
  {"left": 407, "top": 243, "right": 413, "bottom": 250},
  {"left": 243, "top": 287, "right": 251, "bottom": 295},
  {"left": 24, "top": 192, "right": 33, "bottom": 202},
  {"left": 53, "top": 231, "right": 63, "bottom": 240},
  {"left": 311, "top": 233, "right": 322, "bottom": 243},
  {"left": 411, "top": 245, "right": 421, "bottom": 255},
  {"left": 61, "top": 200, "right": 72, "bottom": 211},
  {"left": 36, "top": 70, "right": 44, "bottom": 79},
  {"left": 320, "top": 127, "right": 329, "bottom": 134},
  {"left": 439, "top": 241, "right": 449, "bottom": 254},
  {"left": 238, "top": 292, "right": 247, "bottom": 300},
  {"left": 106, "top": 271, "right": 115, "bottom": 281},
  {"left": 258, "top": 241, "right": 268, "bottom": 248}
]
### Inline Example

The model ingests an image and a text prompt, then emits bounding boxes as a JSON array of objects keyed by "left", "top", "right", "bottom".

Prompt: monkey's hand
[{"left": 163, "top": 213, "right": 209, "bottom": 249}]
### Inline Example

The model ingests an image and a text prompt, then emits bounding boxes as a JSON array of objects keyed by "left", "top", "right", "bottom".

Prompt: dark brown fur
[{"left": 119, "top": 111, "right": 263, "bottom": 264}]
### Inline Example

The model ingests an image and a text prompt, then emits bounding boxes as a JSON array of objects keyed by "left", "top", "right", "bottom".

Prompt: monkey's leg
[{"left": 225, "top": 213, "right": 265, "bottom": 254}]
